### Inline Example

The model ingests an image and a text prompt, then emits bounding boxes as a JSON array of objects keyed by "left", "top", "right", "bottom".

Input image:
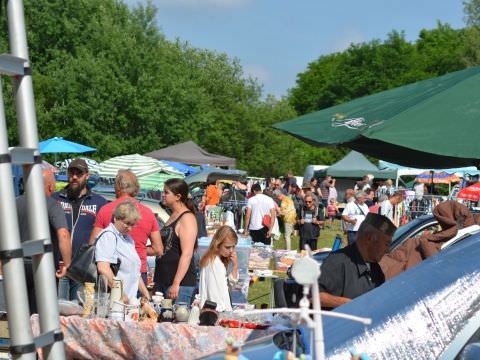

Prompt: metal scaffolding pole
[
  {"left": 0, "top": 78, "right": 35, "bottom": 359},
  {"left": 1, "top": 0, "right": 65, "bottom": 358}
]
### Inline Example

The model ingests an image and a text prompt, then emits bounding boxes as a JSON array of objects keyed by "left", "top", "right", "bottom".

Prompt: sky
[{"left": 125, "top": 0, "right": 466, "bottom": 98}]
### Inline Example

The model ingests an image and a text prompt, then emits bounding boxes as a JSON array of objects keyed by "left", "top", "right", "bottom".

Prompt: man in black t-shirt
[{"left": 318, "top": 213, "right": 395, "bottom": 309}]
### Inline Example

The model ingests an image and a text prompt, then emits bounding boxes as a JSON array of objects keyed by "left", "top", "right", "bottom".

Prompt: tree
[
  {"left": 1, "top": 0, "right": 334, "bottom": 176},
  {"left": 464, "top": 0, "right": 480, "bottom": 26}
]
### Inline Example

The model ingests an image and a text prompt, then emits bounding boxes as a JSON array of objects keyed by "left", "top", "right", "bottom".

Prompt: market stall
[{"left": 31, "top": 315, "right": 271, "bottom": 360}]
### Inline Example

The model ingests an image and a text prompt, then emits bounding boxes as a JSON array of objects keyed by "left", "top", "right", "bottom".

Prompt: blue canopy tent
[
  {"left": 160, "top": 160, "right": 199, "bottom": 176},
  {"left": 39, "top": 137, "right": 96, "bottom": 154},
  {"left": 39, "top": 136, "right": 96, "bottom": 163}
]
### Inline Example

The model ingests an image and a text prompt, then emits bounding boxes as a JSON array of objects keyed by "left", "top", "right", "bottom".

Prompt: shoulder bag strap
[
  {"left": 354, "top": 202, "right": 366, "bottom": 216},
  {"left": 94, "top": 230, "right": 119, "bottom": 257},
  {"left": 93, "top": 230, "right": 117, "bottom": 246}
]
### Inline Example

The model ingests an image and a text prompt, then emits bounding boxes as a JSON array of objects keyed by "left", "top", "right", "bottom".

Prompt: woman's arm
[
  {"left": 228, "top": 252, "right": 239, "bottom": 283},
  {"left": 95, "top": 231, "right": 118, "bottom": 288},
  {"left": 97, "top": 261, "right": 115, "bottom": 288},
  {"left": 138, "top": 276, "right": 150, "bottom": 300},
  {"left": 147, "top": 230, "right": 163, "bottom": 256},
  {"left": 168, "top": 213, "right": 198, "bottom": 299}
]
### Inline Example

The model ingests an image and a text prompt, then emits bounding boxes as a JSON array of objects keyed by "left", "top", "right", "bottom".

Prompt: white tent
[{"left": 378, "top": 160, "right": 480, "bottom": 187}]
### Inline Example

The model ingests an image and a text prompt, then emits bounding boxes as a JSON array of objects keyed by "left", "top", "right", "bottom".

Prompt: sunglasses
[{"left": 305, "top": 200, "right": 313, "bottom": 204}]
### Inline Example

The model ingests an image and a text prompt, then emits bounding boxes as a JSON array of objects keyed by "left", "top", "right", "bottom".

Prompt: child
[
  {"left": 327, "top": 198, "right": 339, "bottom": 228},
  {"left": 199, "top": 226, "right": 239, "bottom": 312}
]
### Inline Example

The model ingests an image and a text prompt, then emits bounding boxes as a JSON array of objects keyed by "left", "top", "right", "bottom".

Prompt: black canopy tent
[{"left": 144, "top": 140, "right": 236, "bottom": 168}]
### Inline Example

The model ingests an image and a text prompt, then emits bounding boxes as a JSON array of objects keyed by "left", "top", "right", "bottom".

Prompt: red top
[{"left": 94, "top": 196, "right": 160, "bottom": 273}]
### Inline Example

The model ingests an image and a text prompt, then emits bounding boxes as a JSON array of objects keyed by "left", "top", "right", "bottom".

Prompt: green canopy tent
[
  {"left": 273, "top": 66, "right": 480, "bottom": 169},
  {"left": 326, "top": 151, "right": 396, "bottom": 179}
]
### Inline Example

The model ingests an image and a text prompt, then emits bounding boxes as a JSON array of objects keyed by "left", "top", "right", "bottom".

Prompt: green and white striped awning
[
  {"left": 98, "top": 154, "right": 183, "bottom": 179},
  {"left": 138, "top": 172, "right": 182, "bottom": 191}
]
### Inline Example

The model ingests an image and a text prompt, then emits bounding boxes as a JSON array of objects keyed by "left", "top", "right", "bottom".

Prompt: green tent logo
[{"left": 331, "top": 114, "right": 383, "bottom": 130}]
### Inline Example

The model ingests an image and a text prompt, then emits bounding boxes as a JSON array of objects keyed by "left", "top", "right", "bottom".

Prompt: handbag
[
  {"left": 262, "top": 214, "right": 272, "bottom": 228},
  {"left": 67, "top": 230, "right": 121, "bottom": 284}
]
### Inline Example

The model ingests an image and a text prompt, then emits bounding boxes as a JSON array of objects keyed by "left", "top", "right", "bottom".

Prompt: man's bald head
[
  {"left": 356, "top": 214, "right": 396, "bottom": 263},
  {"left": 42, "top": 168, "right": 56, "bottom": 197}
]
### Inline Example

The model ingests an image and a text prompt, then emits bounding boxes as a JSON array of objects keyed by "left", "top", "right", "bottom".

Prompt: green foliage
[
  {"left": 464, "top": 0, "right": 480, "bottom": 26},
  {"left": 2, "top": 0, "right": 324, "bottom": 176},
  {"left": 1, "top": 1, "right": 478, "bottom": 177},
  {"left": 289, "top": 23, "right": 480, "bottom": 113}
]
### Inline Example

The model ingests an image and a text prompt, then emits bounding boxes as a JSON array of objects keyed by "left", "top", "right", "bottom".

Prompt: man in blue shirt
[{"left": 53, "top": 159, "right": 107, "bottom": 300}]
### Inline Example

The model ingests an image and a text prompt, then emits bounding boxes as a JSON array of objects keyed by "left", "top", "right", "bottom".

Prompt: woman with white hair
[{"left": 95, "top": 200, "right": 150, "bottom": 302}]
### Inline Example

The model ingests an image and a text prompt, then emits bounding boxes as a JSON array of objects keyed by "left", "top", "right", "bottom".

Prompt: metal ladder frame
[{"left": 0, "top": 1, "right": 65, "bottom": 359}]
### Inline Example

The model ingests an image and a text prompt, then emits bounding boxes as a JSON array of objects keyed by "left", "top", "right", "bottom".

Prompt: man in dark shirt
[
  {"left": 53, "top": 159, "right": 107, "bottom": 300},
  {"left": 318, "top": 213, "right": 396, "bottom": 309},
  {"left": 297, "top": 195, "right": 324, "bottom": 251},
  {"left": 15, "top": 168, "right": 72, "bottom": 313},
  {"left": 319, "top": 176, "right": 333, "bottom": 208}
]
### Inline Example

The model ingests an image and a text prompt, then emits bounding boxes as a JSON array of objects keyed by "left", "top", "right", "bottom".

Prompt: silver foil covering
[{"left": 323, "top": 233, "right": 480, "bottom": 359}]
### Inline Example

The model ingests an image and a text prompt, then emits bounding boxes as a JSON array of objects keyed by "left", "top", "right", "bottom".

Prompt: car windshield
[{"left": 390, "top": 216, "right": 433, "bottom": 248}]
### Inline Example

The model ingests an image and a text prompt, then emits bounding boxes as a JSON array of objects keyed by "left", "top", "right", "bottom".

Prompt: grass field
[{"left": 247, "top": 220, "right": 346, "bottom": 308}]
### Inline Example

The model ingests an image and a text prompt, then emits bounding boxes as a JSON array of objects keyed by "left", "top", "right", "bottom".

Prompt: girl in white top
[{"left": 199, "top": 226, "right": 239, "bottom": 312}]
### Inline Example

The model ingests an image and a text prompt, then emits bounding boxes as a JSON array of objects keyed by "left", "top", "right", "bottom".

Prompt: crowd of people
[
  {"left": 4, "top": 159, "right": 242, "bottom": 316},
  {"left": 240, "top": 172, "right": 410, "bottom": 251},
  {"left": 3, "top": 159, "right": 424, "bottom": 317}
]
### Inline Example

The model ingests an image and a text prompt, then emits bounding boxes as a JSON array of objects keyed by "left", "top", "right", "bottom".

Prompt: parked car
[
  {"left": 91, "top": 184, "right": 169, "bottom": 226},
  {"left": 205, "top": 230, "right": 480, "bottom": 359}
]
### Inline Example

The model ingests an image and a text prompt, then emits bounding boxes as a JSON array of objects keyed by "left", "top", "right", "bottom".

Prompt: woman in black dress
[{"left": 154, "top": 178, "right": 198, "bottom": 303}]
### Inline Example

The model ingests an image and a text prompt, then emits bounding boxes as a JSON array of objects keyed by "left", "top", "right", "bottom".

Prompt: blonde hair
[{"left": 199, "top": 226, "right": 238, "bottom": 268}]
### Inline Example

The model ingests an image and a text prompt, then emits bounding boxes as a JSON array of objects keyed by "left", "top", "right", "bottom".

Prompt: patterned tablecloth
[{"left": 31, "top": 315, "right": 271, "bottom": 359}]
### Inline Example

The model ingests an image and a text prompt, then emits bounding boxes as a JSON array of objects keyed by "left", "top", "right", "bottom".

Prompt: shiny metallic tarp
[{"left": 323, "top": 233, "right": 480, "bottom": 359}]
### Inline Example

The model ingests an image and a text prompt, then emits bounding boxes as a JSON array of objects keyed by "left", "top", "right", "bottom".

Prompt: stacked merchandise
[
  {"left": 274, "top": 250, "right": 299, "bottom": 272},
  {"left": 248, "top": 245, "right": 272, "bottom": 271}
]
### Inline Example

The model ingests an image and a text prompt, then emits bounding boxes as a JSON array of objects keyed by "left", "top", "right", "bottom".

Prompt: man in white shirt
[
  {"left": 380, "top": 191, "right": 404, "bottom": 223},
  {"left": 243, "top": 183, "right": 276, "bottom": 245},
  {"left": 342, "top": 191, "right": 369, "bottom": 245}
]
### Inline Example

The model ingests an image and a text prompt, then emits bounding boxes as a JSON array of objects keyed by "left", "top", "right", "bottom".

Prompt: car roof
[
  {"left": 92, "top": 185, "right": 169, "bottom": 223},
  {"left": 323, "top": 231, "right": 480, "bottom": 359}
]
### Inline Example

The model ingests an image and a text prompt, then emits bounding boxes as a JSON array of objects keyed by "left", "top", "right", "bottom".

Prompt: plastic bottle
[
  {"left": 188, "top": 294, "right": 201, "bottom": 325},
  {"left": 332, "top": 234, "right": 342, "bottom": 251}
]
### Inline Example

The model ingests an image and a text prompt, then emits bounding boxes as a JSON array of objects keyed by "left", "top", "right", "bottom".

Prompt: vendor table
[{"left": 31, "top": 315, "right": 272, "bottom": 359}]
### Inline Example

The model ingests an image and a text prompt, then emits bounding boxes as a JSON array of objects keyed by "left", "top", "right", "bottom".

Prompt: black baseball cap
[{"left": 68, "top": 158, "right": 88, "bottom": 173}]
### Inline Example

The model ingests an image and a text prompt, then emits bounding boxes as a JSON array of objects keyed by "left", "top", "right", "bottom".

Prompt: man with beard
[{"left": 53, "top": 159, "right": 108, "bottom": 300}]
